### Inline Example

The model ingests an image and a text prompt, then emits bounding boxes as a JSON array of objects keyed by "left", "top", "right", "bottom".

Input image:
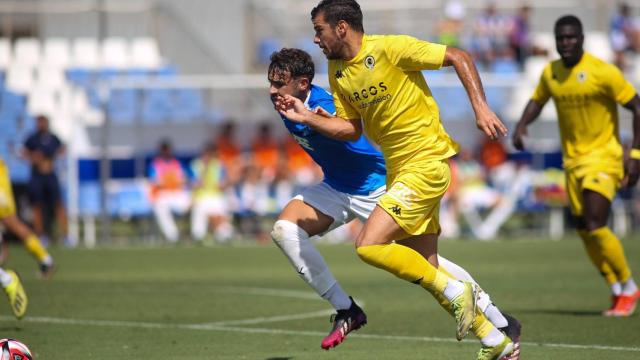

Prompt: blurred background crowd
[{"left": 1, "top": 0, "right": 640, "bottom": 246}]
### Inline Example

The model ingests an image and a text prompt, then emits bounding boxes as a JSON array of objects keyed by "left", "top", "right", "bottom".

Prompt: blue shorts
[{"left": 28, "top": 173, "right": 61, "bottom": 204}]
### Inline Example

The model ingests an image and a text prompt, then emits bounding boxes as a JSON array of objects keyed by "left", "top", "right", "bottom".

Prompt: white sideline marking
[
  {"left": 201, "top": 309, "right": 334, "bottom": 326},
  {"left": 2, "top": 315, "right": 639, "bottom": 353},
  {"left": 215, "top": 286, "right": 322, "bottom": 301}
]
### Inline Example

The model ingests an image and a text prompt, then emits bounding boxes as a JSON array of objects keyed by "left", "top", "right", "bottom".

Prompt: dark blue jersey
[{"left": 280, "top": 84, "right": 386, "bottom": 195}]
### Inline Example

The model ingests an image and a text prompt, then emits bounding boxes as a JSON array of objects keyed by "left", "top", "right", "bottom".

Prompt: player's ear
[
  {"left": 299, "top": 77, "right": 310, "bottom": 92},
  {"left": 336, "top": 20, "right": 348, "bottom": 37}
]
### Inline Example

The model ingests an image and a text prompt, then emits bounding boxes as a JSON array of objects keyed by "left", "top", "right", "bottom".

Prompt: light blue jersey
[{"left": 280, "top": 84, "right": 386, "bottom": 195}]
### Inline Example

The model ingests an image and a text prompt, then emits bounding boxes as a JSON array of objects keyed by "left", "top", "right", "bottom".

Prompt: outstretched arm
[
  {"left": 623, "top": 95, "right": 640, "bottom": 187},
  {"left": 442, "top": 47, "right": 508, "bottom": 139},
  {"left": 275, "top": 94, "right": 362, "bottom": 141},
  {"left": 512, "top": 100, "right": 544, "bottom": 151}
]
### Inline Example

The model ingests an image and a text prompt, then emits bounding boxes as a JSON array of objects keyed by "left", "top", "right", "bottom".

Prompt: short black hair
[
  {"left": 554, "top": 15, "right": 583, "bottom": 34},
  {"left": 268, "top": 48, "right": 315, "bottom": 83},
  {"left": 311, "top": 0, "right": 364, "bottom": 33}
]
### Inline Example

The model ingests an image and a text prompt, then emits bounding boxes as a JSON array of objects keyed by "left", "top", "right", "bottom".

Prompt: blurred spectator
[
  {"left": 190, "top": 142, "right": 234, "bottom": 243},
  {"left": 436, "top": 1, "right": 466, "bottom": 47},
  {"left": 471, "top": 3, "right": 512, "bottom": 68},
  {"left": 283, "top": 135, "right": 321, "bottom": 186},
  {"left": 509, "top": 5, "right": 532, "bottom": 68},
  {"left": 251, "top": 122, "right": 280, "bottom": 182},
  {"left": 610, "top": 2, "right": 639, "bottom": 70},
  {"left": 23, "top": 115, "right": 75, "bottom": 247},
  {"left": 215, "top": 121, "right": 241, "bottom": 170},
  {"left": 148, "top": 139, "right": 191, "bottom": 243},
  {"left": 456, "top": 146, "right": 521, "bottom": 240},
  {"left": 213, "top": 121, "right": 243, "bottom": 217},
  {"left": 235, "top": 162, "right": 271, "bottom": 242},
  {"left": 440, "top": 158, "right": 461, "bottom": 238}
]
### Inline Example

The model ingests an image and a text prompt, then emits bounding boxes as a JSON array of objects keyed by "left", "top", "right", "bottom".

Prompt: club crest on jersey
[
  {"left": 364, "top": 55, "right": 375, "bottom": 70},
  {"left": 577, "top": 71, "right": 587, "bottom": 83}
]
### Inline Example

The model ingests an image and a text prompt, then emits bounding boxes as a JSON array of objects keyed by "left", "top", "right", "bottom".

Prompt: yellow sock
[
  {"left": 470, "top": 308, "right": 495, "bottom": 340},
  {"left": 356, "top": 243, "right": 448, "bottom": 293},
  {"left": 578, "top": 230, "right": 617, "bottom": 284},
  {"left": 430, "top": 287, "right": 496, "bottom": 340},
  {"left": 24, "top": 235, "right": 50, "bottom": 264},
  {"left": 588, "top": 227, "right": 632, "bottom": 283}
]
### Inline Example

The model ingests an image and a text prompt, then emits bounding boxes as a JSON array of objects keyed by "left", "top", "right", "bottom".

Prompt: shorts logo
[
  {"left": 364, "top": 55, "right": 375, "bottom": 70},
  {"left": 387, "top": 182, "right": 416, "bottom": 207},
  {"left": 389, "top": 205, "right": 402, "bottom": 216}
]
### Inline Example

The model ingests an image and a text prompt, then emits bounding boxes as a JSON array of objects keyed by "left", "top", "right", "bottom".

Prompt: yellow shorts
[
  {"left": 379, "top": 160, "right": 450, "bottom": 236},
  {"left": 565, "top": 163, "right": 622, "bottom": 216},
  {"left": 0, "top": 160, "right": 16, "bottom": 218}
]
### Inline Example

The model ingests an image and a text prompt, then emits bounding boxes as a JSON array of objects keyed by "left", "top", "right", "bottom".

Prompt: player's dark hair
[
  {"left": 268, "top": 48, "right": 315, "bottom": 83},
  {"left": 554, "top": 15, "right": 583, "bottom": 34},
  {"left": 311, "top": 0, "right": 364, "bottom": 33}
]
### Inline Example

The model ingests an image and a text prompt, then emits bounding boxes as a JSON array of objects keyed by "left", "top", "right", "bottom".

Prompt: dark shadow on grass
[
  {"left": 517, "top": 309, "right": 602, "bottom": 316},
  {"left": 265, "top": 358, "right": 294, "bottom": 360},
  {"left": 0, "top": 325, "right": 23, "bottom": 331}
]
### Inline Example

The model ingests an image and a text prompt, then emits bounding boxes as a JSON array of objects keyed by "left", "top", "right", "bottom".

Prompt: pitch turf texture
[{"left": 1, "top": 236, "right": 639, "bottom": 359}]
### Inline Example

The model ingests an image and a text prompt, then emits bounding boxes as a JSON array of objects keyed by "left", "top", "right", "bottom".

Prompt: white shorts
[
  {"left": 293, "top": 182, "right": 385, "bottom": 235},
  {"left": 193, "top": 195, "right": 228, "bottom": 216}
]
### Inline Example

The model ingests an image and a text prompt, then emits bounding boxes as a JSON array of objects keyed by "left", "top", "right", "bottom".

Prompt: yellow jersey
[
  {"left": 531, "top": 52, "right": 636, "bottom": 169},
  {"left": 328, "top": 34, "right": 458, "bottom": 174}
]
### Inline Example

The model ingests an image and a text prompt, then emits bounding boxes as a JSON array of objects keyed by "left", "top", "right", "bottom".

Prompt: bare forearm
[
  {"left": 516, "top": 100, "right": 543, "bottom": 130},
  {"left": 303, "top": 113, "right": 361, "bottom": 141},
  {"left": 622, "top": 96, "right": 640, "bottom": 149},
  {"left": 445, "top": 48, "right": 489, "bottom": 115}
]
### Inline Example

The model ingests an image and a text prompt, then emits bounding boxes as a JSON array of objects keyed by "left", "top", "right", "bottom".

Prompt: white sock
[
  {"left": 42, "top": 255, "right": 54, "bottom": 267},
  {"left": 481, "top": 327, "right": 506, "bottom": 347},
  {"left": 271, "top": 220, "right": 341, "bottom": 298},
  {"left": 621, "top": 277, "right": 638, "bottom": 296},
  {"left": 0, "top": 269, "right": 12, "bottom": 287},
  {"left": 438, "top": 256, "right": 508, "bottom": 328},
  {"left": 485, "top": 304, "right": 509, "bottom": 328},
  {"left": 610, "top": 282, "right": 622, "bottom": 296},
  {"left": 476, "top": 290, "right": 509, "bottom": 328},
  {"left": 322, "top": 283, "right": 352, "bottom": 310},
  {"left": 443, "top": 279, "right": 465, "bottom": 301}
]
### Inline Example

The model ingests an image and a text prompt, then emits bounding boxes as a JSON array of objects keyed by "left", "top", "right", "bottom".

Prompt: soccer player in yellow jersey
[
  {"left": 513, "top": 15, "right": 640, "bottom": 317},
  {"left": 0, "top": 157, "right": 55, "bottom": 279},
  {"left": 276, "top": 1, "right": 515, "bottom": 359}
]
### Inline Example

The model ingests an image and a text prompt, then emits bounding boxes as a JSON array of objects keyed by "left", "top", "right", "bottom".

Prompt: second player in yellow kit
[
  {"left": 513, "top": 15, "right": 640, "bottom": 317},
  {"left": 277, "top": 1, "right": 516, "bottom": 359}
]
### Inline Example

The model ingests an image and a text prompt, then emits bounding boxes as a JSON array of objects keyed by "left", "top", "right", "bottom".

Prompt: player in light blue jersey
[{"left": 268, "top": 48, "right": 521, "bottom": 356}]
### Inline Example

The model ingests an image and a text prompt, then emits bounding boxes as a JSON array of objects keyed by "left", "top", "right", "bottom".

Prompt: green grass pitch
[{"left": 0, "top": 235, "right": 638, "bottom": 359}]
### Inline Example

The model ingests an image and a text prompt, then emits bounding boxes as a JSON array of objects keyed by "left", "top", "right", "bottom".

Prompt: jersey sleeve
[
  {"left": 531, "top": 67, "right": 551, "bottom": 105},
  {"left": 328, "top": 64, "right": 360, "bottom": 120},
  {"left": 383, "top": 35, "right": 446, "bottom": 71},
  {"left": 604, "top": 63, "right": 636, "bottom": 104},
  {"left": 315, "top": 94, "right": 336, "bottom": 115}
]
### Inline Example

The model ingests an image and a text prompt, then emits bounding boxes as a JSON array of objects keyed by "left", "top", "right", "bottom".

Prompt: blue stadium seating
[
  {"left": 257, "top": 37, "right": 282, "bottom": 65},
  {"left": 142, "top": 88, "right": 172, "bottom": 123},
  {"left": 172, "top": 88, "right": 204, "bottom": 122},
  {"left": 66, "top": 68, "right": 93, "bottom": 87},
  {"left": 78, "top": 182, "right": 102, "bottom": 216},
  {"left": 111, "top": 181, "right": 152, "bottom": 218},
  {"left": 155, "top": 65, "right": 178, "bottom": 78},
  {"left": 491, "top": 59, "right": 520, "bottom": 74},
  {"left": 1, "top": 91, "right": 26, "bottom": 116},
  {"left": 107, "top": 88, "right": 138, "bottom": 123}
]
